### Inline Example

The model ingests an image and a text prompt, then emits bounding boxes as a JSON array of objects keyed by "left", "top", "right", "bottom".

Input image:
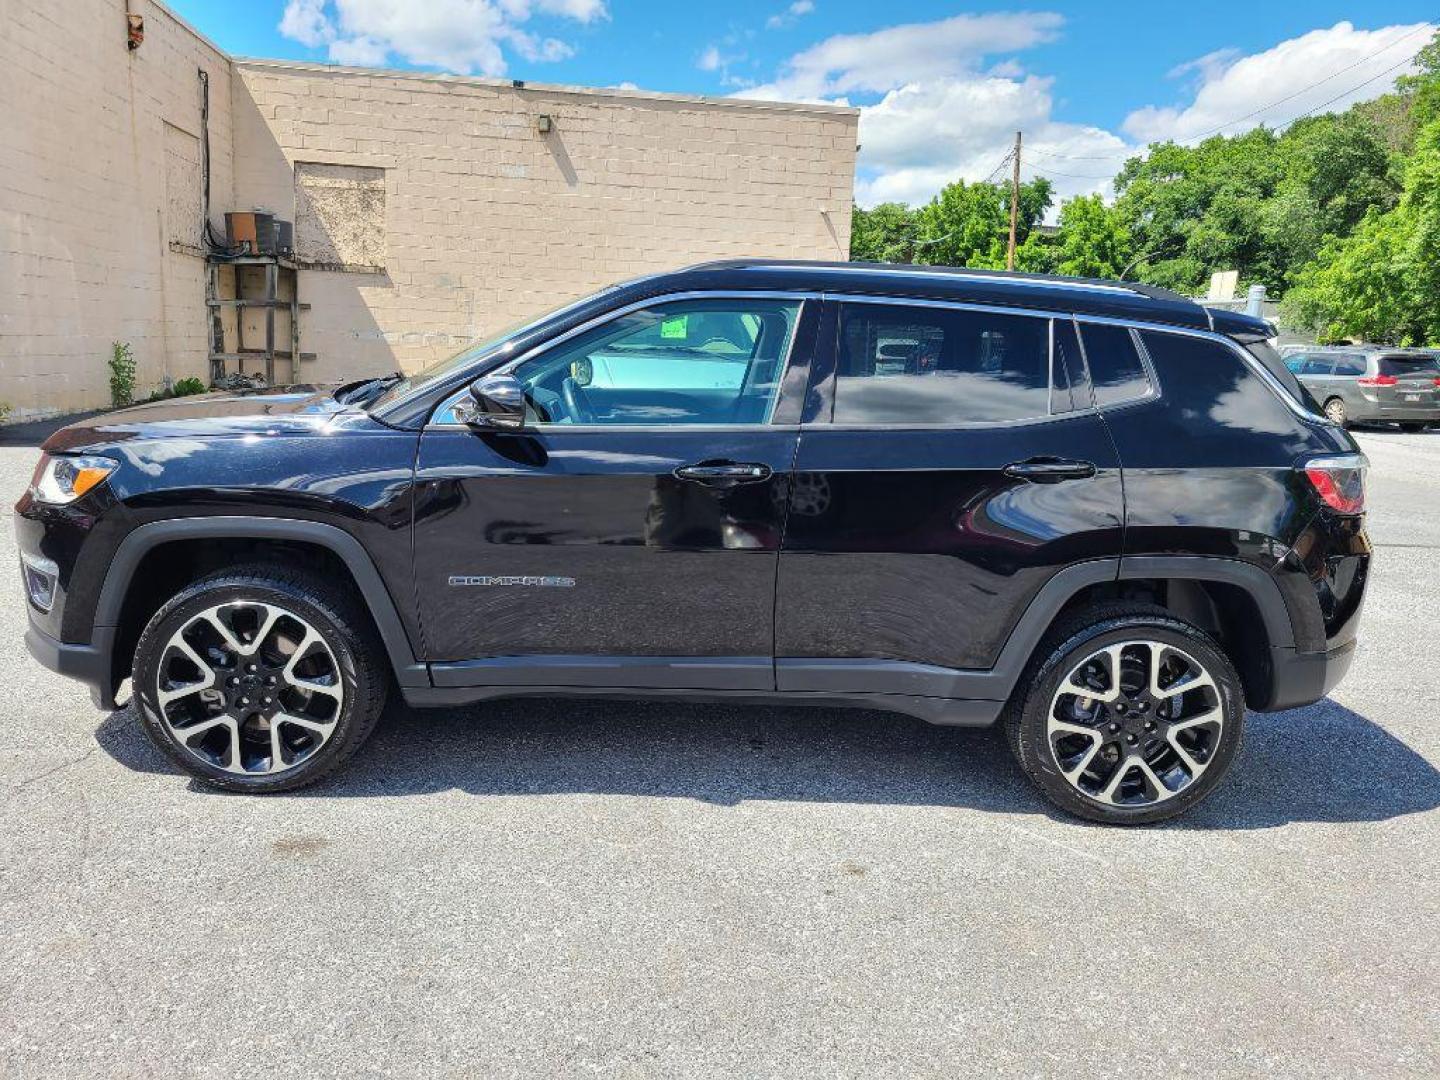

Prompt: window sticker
[{"left": 660, "top": 316, "right": 688, "bottom": 340}]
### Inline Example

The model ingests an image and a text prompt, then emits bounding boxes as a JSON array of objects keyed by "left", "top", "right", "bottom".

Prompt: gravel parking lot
[{"left": 2, "top": 429, "right": 1438, "bottom": 1079}]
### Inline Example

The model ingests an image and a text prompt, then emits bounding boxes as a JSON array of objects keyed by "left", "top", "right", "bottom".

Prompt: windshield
[{"left": 367, "top": 290, "right": 617, "bottom": 410}]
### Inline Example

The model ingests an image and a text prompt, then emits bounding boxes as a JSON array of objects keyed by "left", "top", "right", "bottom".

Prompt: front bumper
[{"left": 24, "top": 618, "right": 119, "bottom": 710}]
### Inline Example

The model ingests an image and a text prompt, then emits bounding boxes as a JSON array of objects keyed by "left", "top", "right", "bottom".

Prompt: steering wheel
[{"left": 561, "top": 377, "right": 596, "bottom": 424}]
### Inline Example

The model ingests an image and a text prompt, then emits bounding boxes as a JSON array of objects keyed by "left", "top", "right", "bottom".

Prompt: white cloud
[
  {"left": 740, "top": 15, "right": 1438, "bottom": 214},
  {"left": 279, "top": 0, "right": 330, "bottom": 47},
  {"left": 766, "top": 1, "right": 814, "bottom": 31},
  {"left": 277, "top": 0, "right": 607, "bottom": 76},
  {"left": 1124, "top": 20, "right": 1435, "bottom": 143},
  {"left": 697, "top": 45, "right": 723, "bottom": 72},
  {"left": 739, "top": 11, "right": 1063, "bottom": 100},
  {"left": 735, "top": 12, "right": 1126, "bottom": 211}
]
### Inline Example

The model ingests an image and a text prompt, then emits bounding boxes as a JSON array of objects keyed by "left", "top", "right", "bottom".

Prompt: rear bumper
[
  {"left": 1260, "top": 638, "right": 1357, "bottom": 712},
  {"left": 1349, "top": 402, "right": 1440, "bottom": 423},
  {"left": 24, "top": 618, "right": 118, "bottom": 710}
]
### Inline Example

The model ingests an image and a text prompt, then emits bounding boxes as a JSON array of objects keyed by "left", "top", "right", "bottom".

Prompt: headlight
[{"left": 29, "top": 454, "right": 117, "bottom": 505}]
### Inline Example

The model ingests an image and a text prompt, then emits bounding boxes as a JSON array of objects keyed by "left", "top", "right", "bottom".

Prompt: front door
[
  {"left": 776, "top": 299, "right": 1124, "bottom": 696},
  {"left": 413, "top": 294, "right": 816, "bottom": 691}
]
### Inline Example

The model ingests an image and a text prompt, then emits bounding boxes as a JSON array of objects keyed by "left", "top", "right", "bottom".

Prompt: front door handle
[
  {"left": 674, "top": 461, "right": 773, "bottom": 484},
  {"left": 1003, "top": 458, "right": 1097, "bottom": 483}
]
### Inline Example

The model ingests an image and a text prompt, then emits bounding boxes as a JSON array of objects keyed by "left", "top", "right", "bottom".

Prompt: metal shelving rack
[{"left": 205, "top": 255, "right": 312, "bottom": 384}]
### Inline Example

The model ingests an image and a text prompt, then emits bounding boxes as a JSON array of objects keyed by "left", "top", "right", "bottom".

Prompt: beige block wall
[
  {"left": 231, "top": 62, "right": 858, "bottom": 380},
  {"left": 0, "top": 5, "right": 856, "bottom": 418},
  {"left": 0, "top": 0, "right": 232, "bottom": 419}
]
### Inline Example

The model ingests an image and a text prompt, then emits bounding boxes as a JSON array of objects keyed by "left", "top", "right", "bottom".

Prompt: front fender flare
[{"left": 95, "top": 516, "right": 428, "bottom": 689}]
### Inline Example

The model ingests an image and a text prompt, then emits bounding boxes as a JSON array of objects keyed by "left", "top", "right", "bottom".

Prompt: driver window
[{"left": 511, "top": 298, "right": 802, "bottom": 426}]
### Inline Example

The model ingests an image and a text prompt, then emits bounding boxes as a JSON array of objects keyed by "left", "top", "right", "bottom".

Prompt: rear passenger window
[
  {"left": 1335, "top": 356, "right": 1367, "bottom": 377},
  {"left": 833, "top": 304, "right": 1050, "bottom": 424},
  {"left": 1078, "top": 323, "right": 1153, "bottom": 408}
]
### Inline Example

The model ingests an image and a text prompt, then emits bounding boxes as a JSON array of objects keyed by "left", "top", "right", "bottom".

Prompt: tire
[
  {"left": 133, "top": 564, "right": 387, "bottom": 792},
  {"left": 1399, "top": 422, "right": 1427, "bottom": 433},
  {"left": 1004, "top": 603, "right": 1244, "bottom": 825},
  {"left": 1323, "top": 397, "right": 1348, "bottom": 428}
]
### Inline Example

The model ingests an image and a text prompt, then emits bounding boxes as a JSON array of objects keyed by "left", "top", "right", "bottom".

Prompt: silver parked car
[{"left": 1283, "top": 347, "right": 1440, "bottom": 430}]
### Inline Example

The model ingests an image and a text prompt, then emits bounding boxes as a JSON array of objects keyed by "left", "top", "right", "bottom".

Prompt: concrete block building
[{"left": 0, "top": 1, "right": 858, "bottom": 420}]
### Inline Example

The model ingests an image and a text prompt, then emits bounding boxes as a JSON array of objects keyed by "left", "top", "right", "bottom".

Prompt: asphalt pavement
[{"left": 1, "top": 429, "right": 1437, "bottom": 1078}]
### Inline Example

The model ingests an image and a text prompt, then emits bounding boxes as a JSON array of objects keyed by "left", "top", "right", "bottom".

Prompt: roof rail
[{"left": 685, "top": 259, "right": 1197, "bottom": 305}]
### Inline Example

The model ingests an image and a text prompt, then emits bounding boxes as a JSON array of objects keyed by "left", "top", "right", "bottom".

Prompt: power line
[
  {"left": 1025, "top": 162, "right": 1117, "bottom": 181},
  {"left": 1183, "top": 21, "right": 1432, "bottom": 143},
  {"left": 1023, "top": 41, "right": 1429, "bottom": 186},
  {"left": 981, "top": 148, "right": 1015, "bottom": 186},
  {"left": 1020, "top": 21, "right": 1433, "bottom": 163}
]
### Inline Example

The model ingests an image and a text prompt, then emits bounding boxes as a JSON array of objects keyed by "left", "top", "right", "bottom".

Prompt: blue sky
[{"left": 170, "top": 1, "right": 1439, "bottom": 206}]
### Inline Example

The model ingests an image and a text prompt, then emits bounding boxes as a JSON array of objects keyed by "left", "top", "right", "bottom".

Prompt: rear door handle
[
  {"left": 674, "top": 461, "right": 773, "bottom": 484},
  {"left": 1003, "top": 458, "right": 1097, "bottom": 483}
]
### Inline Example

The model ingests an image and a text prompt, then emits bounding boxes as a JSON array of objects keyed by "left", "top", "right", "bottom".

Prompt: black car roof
[{"left": 609, "top": 259, "right": 1273, "bottom": 341}]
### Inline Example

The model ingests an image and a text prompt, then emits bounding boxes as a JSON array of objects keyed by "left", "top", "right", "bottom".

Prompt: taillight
[
  {"left": 1302, "top": 453, "right": 1367, "bottom": 515},
  {"left": 1356, "top": 375, "right": 1397, "bottom": 386},
  {"left": 1433, "top": 377, "right": 1440, "bottom": 388}
]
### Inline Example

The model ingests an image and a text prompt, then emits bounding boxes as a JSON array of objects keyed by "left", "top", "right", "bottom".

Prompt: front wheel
[
  {"left": 133, "top": 566, "right": 387, "bottom": 792},
  {"left": 1399, "top": 422, "right": 1427, "bottom": 433},
  {"left": 1005, "top": 606, "right": 1244, "bottom": 824}
]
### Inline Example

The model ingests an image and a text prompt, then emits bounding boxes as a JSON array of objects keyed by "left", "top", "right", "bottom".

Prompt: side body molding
[
  {"left": 96, "top": 517, "right": 429, "bottom": 688},
  {"left": 776, "top": 559, "right": 1121, "bottom": 707}
]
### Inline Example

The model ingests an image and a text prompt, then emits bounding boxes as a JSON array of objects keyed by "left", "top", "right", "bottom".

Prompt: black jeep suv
[{"left": 15, "top": 261, "right": 1370, "bottom": 823}]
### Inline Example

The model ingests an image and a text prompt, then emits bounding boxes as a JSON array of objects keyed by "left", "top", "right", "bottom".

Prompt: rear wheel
[
  {"left": 1005, "top": 605, "right": 1244, "bottom": 824},
  {"left": 1323, "top": 397, "right": 1348, "bottom": 428},
  {"left": 1399, "top": 422, "right": 1427, "bottom": 433},
  {"left": 133, "top": 566, "right": 387, "bottom": 792}
]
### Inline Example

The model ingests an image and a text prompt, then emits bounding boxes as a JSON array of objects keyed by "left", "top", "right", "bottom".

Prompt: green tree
[
  {"left": 1397, "top": 30, "right": 1440, "bottom": 129},
  {"left": 850, "top": 202, "right": 919, "bottom": 263},
  {"left": 1284, "top": 117, "right": 1440, "bottom": 344},
  {"left": 1051, "top": 194, "right": 1131, "bottom": 278},
  {"left": 849, "top": 178, "right": 1052, "bottom": 268}
]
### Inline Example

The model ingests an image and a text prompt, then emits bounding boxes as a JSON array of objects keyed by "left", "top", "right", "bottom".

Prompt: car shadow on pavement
[{"left": 93, "top": 695, "right": 1440, "bottom": 829}]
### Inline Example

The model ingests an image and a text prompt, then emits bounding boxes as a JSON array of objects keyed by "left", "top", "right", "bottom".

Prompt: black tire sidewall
[
  {"left": 1012, "top": 617, "right": 1244, "bottom": 825},
  {"left": 134, "top": 573, "right": 377, "bottom": 792}
]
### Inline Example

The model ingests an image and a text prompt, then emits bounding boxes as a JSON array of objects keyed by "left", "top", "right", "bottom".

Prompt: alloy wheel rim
[
  {"left": 151, "top": 600, "right": 344, "bottom": 775},
  {"left": 1046, "top": 639, "right": 1224, "bottom": 807},
  {"left": 1326, "top": 400, "right": 1345, "bottom": 423}
]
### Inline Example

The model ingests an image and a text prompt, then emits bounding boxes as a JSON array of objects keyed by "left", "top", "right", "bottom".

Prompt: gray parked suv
[{"left": 1283, "top": 347, "right": 1440, "bottom": 430}]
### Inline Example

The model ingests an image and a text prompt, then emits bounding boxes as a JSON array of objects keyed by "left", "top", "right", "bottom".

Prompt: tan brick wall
[
  {"left": 231, "top": 62, "right": 858, "bottom": 381},
  {"left": 0, "top": 0, "right": 232, "bottom": 419},
  {"left": 0, "top": 6, "right": 856, "bottom": 417}
]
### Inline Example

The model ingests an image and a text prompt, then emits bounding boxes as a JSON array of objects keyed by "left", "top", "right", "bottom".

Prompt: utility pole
[{"left": 1007, "top": 130, "right": 1022, "bottom": 271}]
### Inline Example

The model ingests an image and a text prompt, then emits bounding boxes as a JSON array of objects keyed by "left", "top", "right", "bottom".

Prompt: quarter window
[
  {"left": 832, "top": 303, "right": 1051, "bottom": 424},
  {"left": 1078, "top": 322, "right": 1154, "bottom": 408},
  {"left": 510, "top": 298, "right": 801, "bottom": 426}
]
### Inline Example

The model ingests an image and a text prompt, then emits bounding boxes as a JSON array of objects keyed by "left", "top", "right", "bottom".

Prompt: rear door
[
  {"left": 413, "top": 293, "right": 817, "bottom": 691},
  {"left": 774, "top": 299, "right": 1123, "bottom": 695}
]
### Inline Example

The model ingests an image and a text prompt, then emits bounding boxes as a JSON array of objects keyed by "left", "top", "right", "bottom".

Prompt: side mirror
[{"left": 455, "top": 373, "right": 527, "bottom": 430}]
